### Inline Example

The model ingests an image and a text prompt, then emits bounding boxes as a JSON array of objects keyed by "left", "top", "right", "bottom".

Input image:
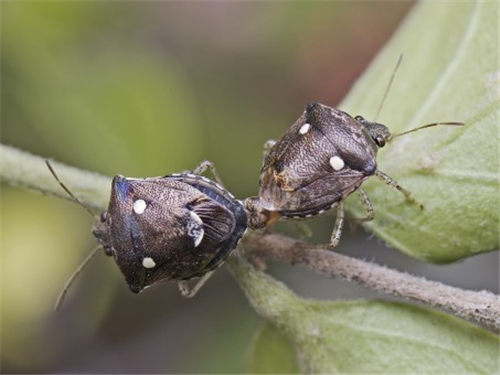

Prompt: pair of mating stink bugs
[{"left": 49, "top": 64, "right": 462, "bottom": 309}]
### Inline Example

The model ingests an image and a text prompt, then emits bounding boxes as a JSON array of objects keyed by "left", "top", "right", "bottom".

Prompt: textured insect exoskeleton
[
  {"left": 244, "top": 102, "right": 462, "bottom": 247},
  {"left": 93, "top": 171, "right": 248, "bottom": 294},
  {"left": 47, "top": 161, "right": 247, "bottom": 309}
]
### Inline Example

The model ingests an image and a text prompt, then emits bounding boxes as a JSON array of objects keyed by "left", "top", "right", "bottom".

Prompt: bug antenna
[
  {"left": 45, "top": 159, "right": 95, "bottom": 218},
  {"left": 390, "top": 122, "right": 464, "bottom": 140},
  {"left": 373, "top": 54, "right": 403, "bottom": 122},
  {"left": 54, "top": 245, "right": 101, "bottom": 311}
]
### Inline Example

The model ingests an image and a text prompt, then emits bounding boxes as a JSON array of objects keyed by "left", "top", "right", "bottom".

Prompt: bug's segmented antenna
[
  {"left": 373, "top": 54, "right": 403, "bottom": 122},
  {"left": 45, "top": 159, "right": 95, "bottom": 218},
  {"left": 390, "top": 121, "right": 464, "bottom": 140},
  {"left": 369, "top": 56, "right": 465, "bottom": 137},
  {"left": 46, "top": 159, "right": 102, "bottom": 311},
  {"left": 54, "top": 245, "right": 101, "bottom": 311}
]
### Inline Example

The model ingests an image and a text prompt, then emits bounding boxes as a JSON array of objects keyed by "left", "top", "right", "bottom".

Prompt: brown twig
[{"left": 243, "top": 231, "right": 500, "bottom": 332}]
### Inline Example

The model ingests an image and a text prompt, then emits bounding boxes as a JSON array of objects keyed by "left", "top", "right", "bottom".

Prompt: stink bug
[
  {"left": 244, "top": 102, "right": 463, "bottom": 247},
  {"left": 47, "top": 160, "right": 247, "bottom": 310}
]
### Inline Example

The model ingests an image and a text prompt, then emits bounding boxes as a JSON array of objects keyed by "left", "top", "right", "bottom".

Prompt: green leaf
[
  {"left": 247, "top": 321, "right": 301, "bottom": 374},
  {"left": 229, "top": 256, "right": 500, "bottom": 374},
  {"left": 341, "top": 2, "right": 499, "bottom": 262}
]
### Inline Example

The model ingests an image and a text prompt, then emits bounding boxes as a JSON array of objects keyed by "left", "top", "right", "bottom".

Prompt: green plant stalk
[{"left": 1, "top": 144, "right": 111, "bottom": 211}]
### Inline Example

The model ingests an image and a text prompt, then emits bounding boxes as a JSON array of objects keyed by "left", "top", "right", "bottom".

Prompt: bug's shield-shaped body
[
  {"left": 246, "top": 102, "right": 378, "bottom": 228},
  {"left": 93, "top": 174, "right": 247, "bottom": 293}
]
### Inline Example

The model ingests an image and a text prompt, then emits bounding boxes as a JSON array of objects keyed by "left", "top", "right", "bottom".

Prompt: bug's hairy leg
[
  {"left": 375, "top": 170, "right": 424, "bottom": 210},
  {"left": 192, "top": 160, "right": 225, "bottom": 187},
  {"left": 354, "top": 188, "right": 375, "bottom": 222},
  {"left": 177, "top": 270, "right": 216, "bottom": 298},
  {"left": 329, "top": 203, "right": 345, "bottom": 248}
]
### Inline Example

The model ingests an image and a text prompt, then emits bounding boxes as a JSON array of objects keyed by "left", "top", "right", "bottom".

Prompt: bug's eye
[
  {"left": 375, "top": 136, "right": 386, "bottom": 147},
  {"left": 355, "top": 115, "right": 364, "bottom": 122},
  {"left": 104, "top": 247, "right": 113, "bottom": 257},
  {"left": 100, "top": 211, "right": 108, "bottom": 223},
  {"left": 274, "top": 161, "right": 285, "bottom": 173}
]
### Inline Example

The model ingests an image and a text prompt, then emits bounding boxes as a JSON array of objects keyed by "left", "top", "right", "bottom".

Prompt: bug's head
[
  {"left": 355, "top": 115, "right": 392, "bottom": 148},
  {"left": 244, "top": 196, "right": 280, "bottom": 229},
  {"left": 355, "top": 116, "right": 464, "bottom": 148},
  {"left": 91, "top": 211, "right": 114, "bottom": 257}
]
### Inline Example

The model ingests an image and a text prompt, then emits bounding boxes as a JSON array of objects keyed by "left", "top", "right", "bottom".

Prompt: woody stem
[{"left": 242, "top": 231, "right": 500, "bottom": 332}]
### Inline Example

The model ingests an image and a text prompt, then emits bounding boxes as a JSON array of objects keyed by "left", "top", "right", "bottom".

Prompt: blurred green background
[{"left": 2, "top": 2, "right": 497, "bottom": 373}]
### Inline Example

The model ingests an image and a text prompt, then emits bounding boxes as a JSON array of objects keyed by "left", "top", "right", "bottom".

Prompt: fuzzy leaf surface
[
  {"left": 230, "top": 256, "right": 500, "bottom": 374},
  {"left": 341, "top": 1, "right": 499, "bottom": 262}
]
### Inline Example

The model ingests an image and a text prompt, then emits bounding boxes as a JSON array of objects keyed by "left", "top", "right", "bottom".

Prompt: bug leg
[
  {"left": 192, "top": 160, "right": 225, "bottom": 187},
  {"left": 177, "top": 270, "right": 215, "bottom": 298},
  {"left": 375, "top": 170, "right": 424, "bottom": 210},
  {"left": 354, "top": 188, "right": 375, "bottom": 222},
  {"left": 329, "top": 203, "right": 345, "bottom": 248}
]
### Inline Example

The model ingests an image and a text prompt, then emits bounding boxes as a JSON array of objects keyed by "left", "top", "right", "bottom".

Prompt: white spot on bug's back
[
  {"left": 133, "top": 199, "right": 147, "bottom": 214},
  {"left": 142, "top": 257, "right": 156, "bottom": 268},
  {"left": 188, "top": 211, "right": 205, "bottom": 247},
  {"left": 329, "top": 156, "right": 345, "bottom": 171},
  {"left": 299, "top": 123, "right": 311, "bottom": 135}
]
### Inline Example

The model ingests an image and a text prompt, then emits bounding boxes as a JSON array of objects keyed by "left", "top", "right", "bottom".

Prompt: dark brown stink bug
[
  {"left": 47, "top": 161, "right": 247, "bottom": 310},
  {"left": 244, "top": 102, "right": 463, "bottom": 247}
]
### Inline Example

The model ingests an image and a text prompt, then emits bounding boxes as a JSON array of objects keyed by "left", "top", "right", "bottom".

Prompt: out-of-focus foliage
[
  {"left": 2, "top": 2, "right": 201, "bottom": 177},
  {"left": 246, "top": 322, "right": 300, "bottom": 374}
]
